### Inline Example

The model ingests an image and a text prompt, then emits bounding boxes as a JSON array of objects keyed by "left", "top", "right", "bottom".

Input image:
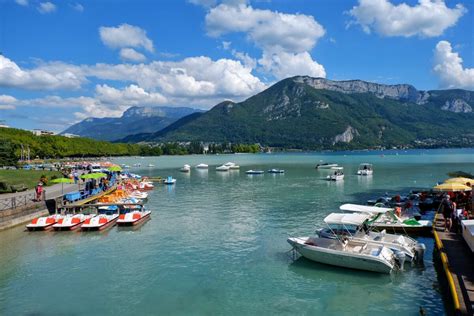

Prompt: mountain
[
  {"left": 62, "top": 106, "right": 203, "bottom": 141},
  {"left": 121, "top": 77, "right": 474, "bottom": 149}
]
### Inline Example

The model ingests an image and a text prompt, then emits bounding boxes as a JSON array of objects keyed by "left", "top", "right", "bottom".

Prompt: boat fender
[
  {"left": 414, "top": 243, "right": 426, "bottom": 263},
  {"left": 395, "top": 251, "right": 406, "bottom": 271}
]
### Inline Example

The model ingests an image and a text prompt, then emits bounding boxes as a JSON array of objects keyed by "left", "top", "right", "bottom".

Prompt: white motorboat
[
  {"left": 268, "top": 169, "right": 285, "bottom": 174},
  {"left": 180, "top": 164, "right": 191, "bottom": 172},
  {"left": 357, "top": 163, "right": 373, "bottom": 176},
  {"left": 316, "top": 163, "right": 339, "bottom": 169},
  {"left": 246, "top": 170, "right": 264, "bottom": 175},
  {"left": 52, "top": 214, "right": 95, "bottom": 231},
  {"left": 26, "top": 214, "right": 63, "bottom": 231},
  {"left": 339, "top": 204, "right": 432, "bottom": 235},
  {"left": 164, "top": 176, "right": 176, "bottom": 184},
  {"left": 216, "top": 165, "right": 230, "bottom": 171},
  {"left": 287, "top": 236, "right": 398, "bottom": 274},
  {"left": 327, "top": 171, "right": 344, "bottom": 181},
  {"left": 196, "top": 163, "right": 208, "bottom": 169},
  {"left": 148, "top": 164, "right": 155, "bottom": 167},
  {"left": 317, "top": 213, "right": 425, "bottom": 264}
]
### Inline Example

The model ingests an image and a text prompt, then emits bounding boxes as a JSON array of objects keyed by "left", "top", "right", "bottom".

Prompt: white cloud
[
  {"left": 15, "top": 0, "right": 28, "bottom": 6},
  {"left": 433, "top": 41, "right": 474, "bottom": 89},
  {"left": 0, "top": 105, "right": 15, "bottom": 110},
  {"left": 205, "top": 3, "right": 326, "bottom": 79},
  {"left": 0, "top": 95, "right": 17, "bottom": 110},
  {"left": 0, "top": 55, "right": 85, "bottom": 90},
  {"left": 259, "top": 51, "right": 326, "bottom": 79},
  {"left": 99, "top": 24, "right": 154, "bottom": 52},
  {"left": 188, "top": 0, "right": 217, "bottom": 7},
  {"left": 349, "top": 0, "right": 466, "bottom": 37},
  {"left": 37, "top": 2, "right": 57, "bottom": 14},
  {"left": 119, "top": 48, "right": 147, "bottom": 62},
  {"left": 72, "top": 3, "right": 84, "bottom": 12},
  {"left": 95, "top": 84, "right": 167, "bottom": 105}
]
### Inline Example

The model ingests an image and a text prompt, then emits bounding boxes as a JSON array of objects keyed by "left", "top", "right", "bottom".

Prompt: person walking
[
  {"left": 35, "top": 182, "right": 43, "bottom": 202},
  {"left": 441, "top": 195, "right": 455, "bottom": 232}
]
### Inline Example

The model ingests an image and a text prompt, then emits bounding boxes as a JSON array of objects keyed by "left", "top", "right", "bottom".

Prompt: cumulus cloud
[
  {"left": 0, "top": 55, "right": 85, "bottom": 90},
  {"left": 72, "top": 3, "right": 84, "bottom": 12},
  {"left": 37, "top": 2, "right": 56, "bottom": 14},
  {"left": 349, "top": 0, "right": 466, "bottom": 37},
  {"left": 99, "top": 24, "right": 154, "bottom": 52},
  {"left": 95, "top": 84, "right": 167, "bottom": 105},
  {"left": 119, "top": 48, "right": 147, "bottom": 62},
  {"left": 0, "top": 95, "right": 18, "bottom": 110},
  {"left": 205, "top": 3, "right": 326, "bottom": 79},
  {"left": 15, "top": 0, "right": 28, "bottom": 6},
  {"left": 433, "top": 41, "right": 474, "bottom": 89}
]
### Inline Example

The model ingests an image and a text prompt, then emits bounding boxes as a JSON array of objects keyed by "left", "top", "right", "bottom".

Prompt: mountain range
[
  {"left": 62, "top": 106, "right": 203, "bottom": 141},
  {"left": 120, "top": 76, "right": 474, "bottom": 149}
]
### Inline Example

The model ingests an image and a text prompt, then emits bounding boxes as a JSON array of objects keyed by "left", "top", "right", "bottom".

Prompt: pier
[{"left": 434, "top": 213, "right": 474, "bottom": 316}]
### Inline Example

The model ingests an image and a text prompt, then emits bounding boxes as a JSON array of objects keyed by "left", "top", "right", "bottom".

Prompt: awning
[
  {"left": 324, "top": 213, "right": 371, "bottom": 226},
  {"left": 339, "top": 203, "right": 392, "bottom": 214}
]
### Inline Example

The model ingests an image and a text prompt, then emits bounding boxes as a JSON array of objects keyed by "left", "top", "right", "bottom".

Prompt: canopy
[
  {"left": 324, "top": 213, "right": 371, "bottom": 226},
  {"left": 444, "top": 177, "right": 473, "bottom": 186},
  {"left": 51, "top": 178, "right": 74, "bottom": 184},
  {"left": 434, "top": 183, "right": 472, "bottom": 192},
  {"left": 80, "top": 172, "right": 107, "bottom": 179},
  {"left": 358, "top": 163, "right": 373, "bottom": 167},
  {"left": 108, "top": 166, "right": 122, "bottom": 172},
  {"left": 339, "top": 203, "right": 392, "bottom": 214}
]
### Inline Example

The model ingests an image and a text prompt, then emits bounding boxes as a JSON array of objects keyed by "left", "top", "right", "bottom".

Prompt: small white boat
[
  {"left": 180, "top": 164, "right": 191, "bottom": 172},
  {"left": 223, "top": 162, "right": 235, "bottom": 167},
  {"left": 196, "top": 163, "right": 208, "bottom": 169},
  {"left": 317, "top": 212, "right": 425, "bottom": 264},
  {"left": 148, "top": 164, "right": 155, "bottom": 167},
  {"left": 268, "top": 169, "right": 285, "bottom": 174},
  {"left": 26, "top": 214, "right": 63, "bottom": 231},
  {"left": 316, "top": 163, "right": 339, "bottom": 169},
  {"left": 357, "top": 163, "right": 373, "bottom": 176},
  {"left": 246, "top": 170, "right": 264, "bottom": 175},
  {"left": 287, "top": 236, "right": 398, "bottom": 274},
  {"left": 216, "top": 165, "right": 230, "bottom": 171},
  {"left": 132, "top": 163, "right": 141, "bottom": 167},
  {"left": 339, "top": 204, "right": 432, "bottom": 235},
  {"left": 117, "top": 206, "right": 151, "bottom": 226},
  {"left": 229, "top": 165, "right": 240, "bottom": 170},
  {"left": 327, "top": 171, "right": 344, "bottom": 181},
  {"left": 129, "top": 190, "right": 148, "bottom": 200},
  {"left": 164, "top": 176, "right": 176, "bottom": 185},
  {"left": 138, "top": 181, "right": 154, "bottom": 191},
  {"left": 53, "top": 214, "right": 95, "bottom": 231}
]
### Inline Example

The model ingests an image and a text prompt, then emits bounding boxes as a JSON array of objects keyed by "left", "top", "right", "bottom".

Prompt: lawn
[{"left": 0, "top": 170, "right": 63, "bottom": 192}]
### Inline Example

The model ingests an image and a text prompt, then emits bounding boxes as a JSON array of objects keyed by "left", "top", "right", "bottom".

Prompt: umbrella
[
  {"left": 81, "top": 172, "right": 107, "bottom": 179},
  {"left": 444, "top": 177, "right": 474, "bottom": 186},
  {"left": 108, "top": 166, "right": 122, "bottom": 172},
  {"left": 51, "top": 177, "right": 74, "bottom": 196},
  {"left": 433, "top": 183, "right": 472, "bottom": 192}
]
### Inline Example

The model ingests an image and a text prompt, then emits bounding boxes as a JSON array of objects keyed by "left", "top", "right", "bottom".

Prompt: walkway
[{"left": 434, "top": 214, "right": 474, "bottom": 316}]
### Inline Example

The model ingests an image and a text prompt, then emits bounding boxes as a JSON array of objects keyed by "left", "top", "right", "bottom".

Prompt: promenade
[{"left": 434, "top": 214, "right": 474, "bottom": 316}]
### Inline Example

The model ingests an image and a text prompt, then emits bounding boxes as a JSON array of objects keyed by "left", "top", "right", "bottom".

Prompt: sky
[{"left": 0, "top": 0, "right": 473, "bottom": 132}]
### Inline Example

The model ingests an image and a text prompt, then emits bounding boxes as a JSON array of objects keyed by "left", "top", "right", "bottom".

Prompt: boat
[
  {"left": 163, "top": 176, "right": 176, "bottom": 185},
  {"left": 216, "top": 165, "right": 230, "bottom": 171},
  {"left": 316, "top": 163, "right": 339, "bottom": 169},
  {"left": 196, "top": 163, "right": 208, "bottom": 169},
  {"left": 81, "top": 206, "right": 119, "bottom": 231},
  {"left": 287, "top": 236, "right": 399, "bottom": 274},
  {"left": 180, "top": 164, "right": 191, "bottom": 172},
  {"left": 317, "top": 212, "right": 425, "bottom": 264},
  {"left": 52, "top": 214, "right": 95, "bottom": 231},
  {"left": 246, "top": 170, "right": 264, "bottom": 175},
  {"left": 357, "top": 163, "right": 373, "bottom": 176},
  {"left": 327, "top": 171, "right": 344, "bottom": 181},
  {"left": 330, "top": 166, "right": 344, "bottom": 170},
  {"left": 26, "top": 214, "right": 63, "bottom": 231},
  {"left": 138, "top": 181, "right": 154, "bottom": 191},
  {"left": 339, "top": 204, "right": 432, "bottom": 235},
  {"left": 148, "top": 164, "right": 155, "bottom": 167},
  {"left": 117, "top": 205, "right": 151, "bottom": 226},
  {"left": 268, "top": 169, "right": 285, "bottom": 174},
  {"left": 224, "top": 162, "right": 240, "bottom": 170},
  {"left": 129, "top": 190, "right": 148, "bottom": 201}
]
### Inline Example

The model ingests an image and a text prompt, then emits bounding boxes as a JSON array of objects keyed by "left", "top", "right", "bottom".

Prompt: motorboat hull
[
  {"left": 288, "top": 237, "right": 394, "bottom": 274},
  {"left": 316, "top": 164, "right": 339, "bottom": 169}
]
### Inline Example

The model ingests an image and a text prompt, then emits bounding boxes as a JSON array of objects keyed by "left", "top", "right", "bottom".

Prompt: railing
[{"left": 0, "top": 191, "right": 43, "bottom": 211}]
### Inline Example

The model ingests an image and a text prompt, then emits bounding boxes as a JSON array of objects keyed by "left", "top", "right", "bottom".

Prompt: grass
[{"left": 0, "top": 170, "right": 62, "bottom": 191}]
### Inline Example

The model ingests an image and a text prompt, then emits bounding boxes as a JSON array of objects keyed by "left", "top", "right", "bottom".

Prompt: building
[
  {"left": 32, "top": 129, "right": 56, "bottom": 136},
  {"left": 62, "top": 133, "right": 80, "bottom": 138}
]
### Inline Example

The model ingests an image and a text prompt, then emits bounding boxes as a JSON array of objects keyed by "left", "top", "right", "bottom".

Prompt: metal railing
[{"left": 0, "top": 191, "right": 43, "bottom": 211}]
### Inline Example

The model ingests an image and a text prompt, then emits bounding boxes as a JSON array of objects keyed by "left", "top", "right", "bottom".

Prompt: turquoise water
[{"left": 1, "top": 149, "right": 473, "bottom": 315}]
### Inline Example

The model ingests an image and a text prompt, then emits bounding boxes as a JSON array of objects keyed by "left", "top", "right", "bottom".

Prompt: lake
[{"left": 1, "top": 148, "right": 473, "bottom": 315}]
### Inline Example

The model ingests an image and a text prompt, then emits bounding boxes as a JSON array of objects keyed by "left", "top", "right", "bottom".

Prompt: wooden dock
[
  {"left": 66, "top": 186, "right": 116, "bottom": 207},
  {"left": 433, "top": 213, "right": 474, "bottom": 316}
]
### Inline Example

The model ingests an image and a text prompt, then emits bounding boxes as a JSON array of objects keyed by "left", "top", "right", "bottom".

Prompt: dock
[
  {"left": 433, "top": 213, "right": 474, "bottom": 316},
  {"left": 65, "top": 186, "right": 117, "bottom": 207}
]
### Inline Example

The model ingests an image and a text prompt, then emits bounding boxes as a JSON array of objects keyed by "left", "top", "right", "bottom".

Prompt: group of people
[{"left": 440, "top": 190, "right": 473, "bottom": 232}]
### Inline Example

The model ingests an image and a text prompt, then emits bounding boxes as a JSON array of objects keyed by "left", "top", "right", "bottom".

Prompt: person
[
  {"left": 73, "top": 170, "right": 79, "bottom": 184},
  {"left": 441, "top": 195, "right": 455, "bottom": 232},
  {"left": 35, "top": 182, "right": 43, "bottom": 201}
]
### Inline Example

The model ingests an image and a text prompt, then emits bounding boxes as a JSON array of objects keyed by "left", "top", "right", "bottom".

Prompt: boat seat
[{"left": 353, "top": 244, "right": 368, "bottom": 253}]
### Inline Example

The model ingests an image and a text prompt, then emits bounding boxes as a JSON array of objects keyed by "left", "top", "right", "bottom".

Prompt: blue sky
[{"left": 0, "top": 0, "right": 472, "bottom": 132}]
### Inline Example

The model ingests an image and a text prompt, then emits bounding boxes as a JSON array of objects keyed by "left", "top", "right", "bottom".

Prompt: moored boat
[
  {"left": 316, "top": 163, "right": 339, "bottom": 169},
  {"left": 180, "top": 164, "right": 191, "bottom": 172},
  {"left": 268, "top": 169, "right": 285, "bottom": 174},
  {"left": 216, "top": 165, "right": 230, "bottom": 171},
  {"left": 117, "top": 205, "right": 151, "bottom": 226},
  {"left": 327, "top": 171, "right": 344, "bottom": 181},
  {"left": 26, "top": 214, "right": 63, "bottom": 231},
  {"left": 246, "top": 170, "right": 264, "bottom": 175},
  {"left": 196, "top": 163, "right": 208, "bottom": 169},
  {"left": 164, "top": 176, "right": 176, "bottom": 184},
  {"left": 81, "top": 207, "right": 119, "bottom": 231},
  {"left": 53, "top": 214, "right": 95, "bottom": 231},
  {"left": 357, "top": 163, "right": 373, "bottom": 176}
]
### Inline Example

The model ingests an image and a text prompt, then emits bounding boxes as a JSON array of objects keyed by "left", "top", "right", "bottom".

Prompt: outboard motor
[
  {"left": 394, "top": 251, "right": 406, "bottom": 271},
  {"left": 414, "top": 243, "right": 426, "bottom": 263}
]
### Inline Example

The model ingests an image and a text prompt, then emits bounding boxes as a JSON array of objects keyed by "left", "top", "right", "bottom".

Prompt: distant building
[
  {"left": 32, "top": 129, "right": 56, "bottom": 136},
  {"left": 63, "top": 133, "right": 80, "bottom": 138},
  {"left": 0, "top": 124, "right": 9, "bottom": 128}
]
